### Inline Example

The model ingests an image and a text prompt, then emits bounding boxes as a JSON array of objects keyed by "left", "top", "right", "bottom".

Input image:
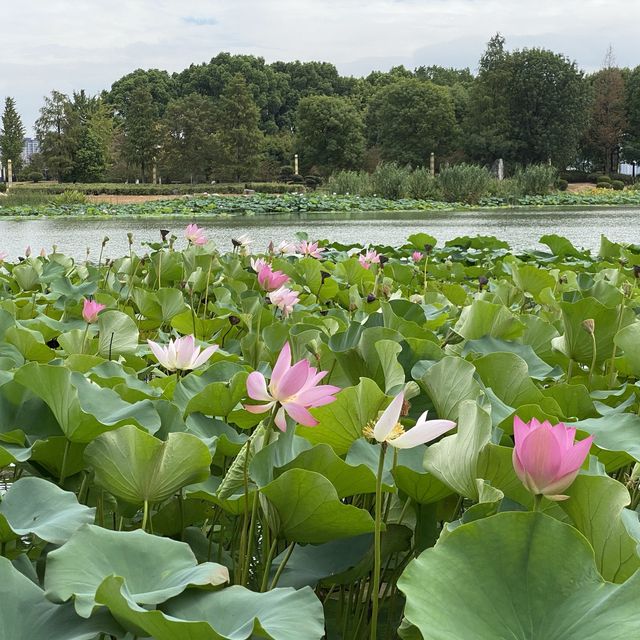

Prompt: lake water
[{"left": 2, "top": 208, "right": 639, "bottom": 259}]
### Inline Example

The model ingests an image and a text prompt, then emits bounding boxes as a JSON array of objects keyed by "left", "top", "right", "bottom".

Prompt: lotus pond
[
  {"left": 0, "top": 206, "right": 639, "bottom": 259},
  {"left": 2, "top": 227, "right": 640, "bottom": 639}
]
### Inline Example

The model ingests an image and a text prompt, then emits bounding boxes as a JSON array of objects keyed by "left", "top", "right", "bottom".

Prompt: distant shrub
[
  {"left": 304, "top": 175, "right": 323, "bottom": 189},
  {"left": 403, "top": 167, "right": 440, "bottom": 199},
  {"left": 596, "top": 175, "right": 611, "bottom": 184},
  {"left": 0, "top": 182, "right": 6, "bottom": 193},
  {"left": 514, "top": 164, "right": 557, "bottom": 196},
  {"left": 596, "top": 182, "right": 613, "bottom": 189},
  {"left": 327, "top": 170, "right": 373, "bottom": 196},
  {"left": 55, "top": 190, "right": 87, "bottom": 204},
  {"left": 438, "top": 164, "right": 491, "bottom": 204},
  {"left": 557, "top": 179, "right": 569, "bottom": 191},
  {"left": 609, "top": 172, "right": 634, "bottom": 185},
  {"left": 587, "top": 173, "right": 602, "bottom": 183},
  {"left": 371, "top": 163, "right": 409, "bottom": 199},
  {"left": 27, "top": 171, "right": 44, "bottom": 183},
  {"left": 611, "top": 180, "right": 625, "bottom": 191},
  {"left": 560, "top": 170, "right": 589, "bottom": 183}
]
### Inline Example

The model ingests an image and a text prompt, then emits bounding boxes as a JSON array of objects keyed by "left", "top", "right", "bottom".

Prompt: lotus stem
[
  {"left": 608, "top": 302, "right": 625, "bottom": 388},
  {"left": 588, "top": 331, "right": 597, "bottom": 386},
  {"left": 370, "top": 443, "right": 386, "bottom": 640},
  {"left": 269, "top": 541, "right": 295, "bottom": 590},
  {"left": 82, "top": 322, "right": 90, "bottom": 354},
  {"left": 260, "top": 537, "right": 279, "bottom": 592},
  {"left": 59, "top": 439, "right": 71, "bottom": 486},
  {"left": 141, "top": 500, "right": 149, "bottom": 532},
  {"left": 532, "top": 494, "right": 543, "bottom": 512}
]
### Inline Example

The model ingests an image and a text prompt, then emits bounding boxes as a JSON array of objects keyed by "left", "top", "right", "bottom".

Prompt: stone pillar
[
  {"left": 429, "top": 152, "right": 435, "bottom": 176},
  {"left": 152, "top": 157, "right": 158, "bottom": 185},
  {"left": 294, "top": 154, "right": 299, "bottom": 175},
  {"left": 497, "top": 158, "right": 504, "bottom": 181},
  {"left": 7, "top": 159, "right": 12, "bottom": 184}
]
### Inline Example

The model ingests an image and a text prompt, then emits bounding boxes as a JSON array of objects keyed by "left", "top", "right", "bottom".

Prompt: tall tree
[
  {"left": 0, "top": 97, "right": 26, "bottom": 174},
  {"left": 161, "top": 94, "right": 216, "bottom": 183},
  {"left": 584, "top": 53, "right": 627, "bottom": 172},
  {"left": 214, "top": 74, "right": 263, "bottom": 181},
  {"left": 295, "top": 95, "right": 365, "bottom": 173},
  {"left": 465, "top": 36, "right": 589, "bottom": 167},
  {"left": 366, "top": 78, "right": 458, "bottom": 166},
  {"left": 464, "top": 34, "right": 514, "bottom": 164},
  {"left": 35, "top": 91, "right": 73, "bottom": 180},
  {"left": 121, "top": 83, "right": 159, "bottom": 181},
  {"left": 507, "top": 48, "right": 589, "bottom": 166}
]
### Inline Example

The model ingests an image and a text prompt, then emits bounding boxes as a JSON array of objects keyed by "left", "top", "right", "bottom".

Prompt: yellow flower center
[{"left": 362, "top": 421, "right": 406, "bottom": 442}]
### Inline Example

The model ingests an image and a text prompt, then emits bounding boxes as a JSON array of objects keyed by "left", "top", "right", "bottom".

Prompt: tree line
[{"left": 1, "top": 35, "right": 638, "bottom": 184}]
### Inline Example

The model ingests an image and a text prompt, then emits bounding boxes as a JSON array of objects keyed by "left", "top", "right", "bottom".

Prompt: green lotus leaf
[
  {"left": 398, "top": 512, "right": 640, "bottom": 640},
  {"left": 261, "top": 468, "right": 375, "bottom": 544},
  {"left": 561, "top": 459, "right": 640, "bottom": 582},
  {"left": 96, "top": 576, "right": 324, "bottom": 640},
  {"left": 85, "top": 424, "right": 211, "bottom": 505},
  {"left": 418, "top": 356, "right": 482, "bottom": 421},
  {"left": 45, "top": 524, "right": 229, "bottom": 618},
  {"left": 0, "top": 477, "right": 95, "bottom": 545},
  {"left": 97, "top": 309, "right": 139, "bottom": 357},
  {"left": 0, "top": 556, "right": 122, "bottom": 640},
  {"left": 454, "top": 299, "right": 525, "bottom": 341}
]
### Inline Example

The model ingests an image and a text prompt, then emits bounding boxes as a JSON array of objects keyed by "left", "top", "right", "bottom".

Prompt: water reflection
[{"left": 1, "top": 208, "right": 637, "bottom": 259}]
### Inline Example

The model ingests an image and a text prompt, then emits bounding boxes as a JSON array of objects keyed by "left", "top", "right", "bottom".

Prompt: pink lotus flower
[
  {"left": 82, "top": 298, "right": 106, "bottom": 324},
  {"left": 358, "top": 249, "right": 380, "bottom": 269},
  {"left": 268, "top": 286, "right": 299, "bottom": 317},
  {"left": 298, "top": 240, "right": 324, "bottom": 259},
  {"left": 147, "top": 334, "right": 218, "bottom": 372},
  {"left": 244, "top": 342, "right": 340, "bottom": 430},
  {"left": 253, "top": 260, "right": 289, "bottom": 291},
  {"left": 0, "top": 252, "right": 7, "bottom": 263},
  {"left": 411, "top": 251, "right": 423, "bottom": 262},
  {"left": 368, "top": 392, "right": 456, "bottom": 449},
  {"left": 185, "top": 223, "right": 207, "bottom": 246},
  {"left": 512, "top": 417, "right": 593, "bottom": 501}
]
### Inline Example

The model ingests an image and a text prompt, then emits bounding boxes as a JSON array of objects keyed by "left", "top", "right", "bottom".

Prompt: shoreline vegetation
[{"left": 2, "top": 188, "right": 640, "bottom": 218}]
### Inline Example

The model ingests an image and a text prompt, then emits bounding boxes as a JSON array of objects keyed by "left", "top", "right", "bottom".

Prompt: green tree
[
  {"left": 295, "top": 95, "right": 365, "bottom": 173},
  {"left": 161, "top": 94, "right": 216, "bottom": 183},
  {"left": 464, "top": 34, "right": 514, "bottom": 164},
  {"left": 121, "top": 83, "right": 159, "bottom": 181},
  {"left": 0, "top": 97, "right": 26, "bottom": 174},
  {"left": 213, "top": 74, "right": 263, "bottom": 181},
  {"left": 175, "top": 54, "right": 288, "bottom": 133},
  {"left": 366, "top": 78, "right": 458, "bottom": 166},
  {"left": 623, "top": 65, "right": 640, "bottom": 162},
  {"left": 35, "top": 91, "right": 73, "bottom": 180},
  {"left": 465, "top": 35, "right": 589, "bottom": 167},
  {"left": 507, "top": 48, "right": 589, "bottom": 166}
]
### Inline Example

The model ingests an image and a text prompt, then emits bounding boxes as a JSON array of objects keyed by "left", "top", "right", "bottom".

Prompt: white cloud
[{"left": 2, "top": 0, "right": 639, "bottom": 132}]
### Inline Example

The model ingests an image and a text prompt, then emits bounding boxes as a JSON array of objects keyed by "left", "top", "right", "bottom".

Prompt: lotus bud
[
  {"left": 101, "top": 236, "right": 109, "bottom": 248},
  {"left": 581, "top": 318, "right": 595, "bottom": 335},
  {"left": 478, "top": 275, "right": 489, "bottom": 289},
  {"left": 127, "top": 232, "right": 134, "bottom": 246},
  {"left": 25, "top": 246, "right": 31, "bottom": 257},
  {"left": 366, "top": 293, "right": 377, "bottom": 303}
]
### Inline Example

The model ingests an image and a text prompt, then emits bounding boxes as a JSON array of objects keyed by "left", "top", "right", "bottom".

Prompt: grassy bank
[{"left": 1, "top": 189, "right": 640, "bottom": 218}]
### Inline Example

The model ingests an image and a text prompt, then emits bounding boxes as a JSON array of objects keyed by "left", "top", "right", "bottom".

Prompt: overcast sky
[{"left": 2, "top": 0, "right": 639, "bottom": 133}]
